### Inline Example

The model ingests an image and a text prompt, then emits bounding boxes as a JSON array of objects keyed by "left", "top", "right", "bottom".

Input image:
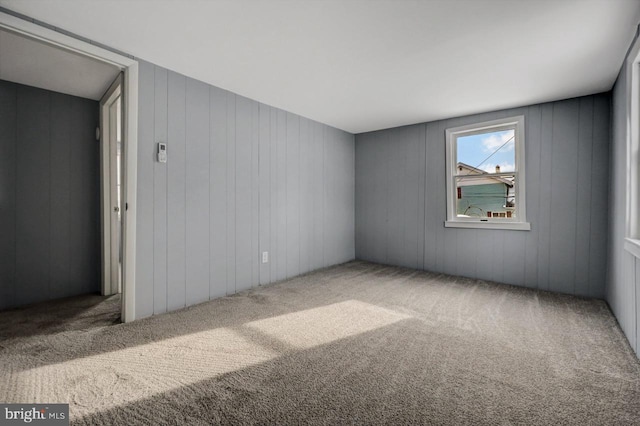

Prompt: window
[{"left": 445, "top": 115, "right": 530, "bottom": 230}]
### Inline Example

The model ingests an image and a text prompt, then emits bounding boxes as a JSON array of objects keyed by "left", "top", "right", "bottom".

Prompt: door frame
[
  {"left": 100, "top": 75, "right": 123, "bottom": 297},
  {"left": 0, "top": 10, "right": 139, "bottom": 322}
]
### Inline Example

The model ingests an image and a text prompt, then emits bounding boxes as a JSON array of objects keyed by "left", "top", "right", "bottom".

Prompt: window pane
[
  {"left": 456, "top": 129, "right": 515, "bottom": 175},
  {"left": 456, "top": 174, "right": 517, "bottom": 218}
]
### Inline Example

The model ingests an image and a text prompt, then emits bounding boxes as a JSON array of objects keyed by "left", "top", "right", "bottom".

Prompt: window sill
[
  {"left": 624, "top": 238, "right": 640, "bottom": 259},
  {"left": 444, "top": 221, "right": 531, "bottom": 231}
]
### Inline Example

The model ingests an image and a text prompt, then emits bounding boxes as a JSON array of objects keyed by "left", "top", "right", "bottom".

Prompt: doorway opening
[{"left": 0, "top": 10, "right": 139, "bottom": 322}]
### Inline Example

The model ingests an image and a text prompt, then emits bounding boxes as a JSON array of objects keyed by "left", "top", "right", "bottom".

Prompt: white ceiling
[
  {"left": 1, "top": 0, "right": 638, "bottom": 133},
  {"left": 0, "top": 28, "right": 120, "bottom": 100}
]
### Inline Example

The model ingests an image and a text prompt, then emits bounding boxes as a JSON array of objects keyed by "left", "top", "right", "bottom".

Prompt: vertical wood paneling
[
  {"left": 355, "top": 132, "right": 371, "bottom": 261},
  {"left": 323, "top": 126, "right": 335, "bottom": 266},
  {"left": 423, "top": 122, "right": 439, "bottom": 272},
  {"left": 259, "top": 103, "right": 271, "bottom": 285},
  {"left": 299, "top": 117, "right": 311, "bottom": 273},
  {"left": 375, "top": 124, "right": 426, "bottom": 269},
  {"left": 475, "top": 229, "right": 493, "bottom": 280},
  {"left": 549, "top": 99, "right": 579, "bottom": 294},
  {"left": 387, "top": 128, "right": 404, "bottom": 266},
  {"left": 589, "top": 94, "right": 610, "bottom": 298},
  {"left": 15, "top": 85, "right": 51, "bottom": 306},
  {"left": 574, "top": 97, "right": 593, "bottom": 296},
  {"left": 167, "top": 71, "right": 187, "bottom": 310},
  {"left": 335, "top": 129, "right": 349, "bottom": 263},
  {"left": 355, "top": 131, "right": 368, "bottom": 260},
  {"left": 355, "top": 94, "right": 609, "bottom": 298},
  {"left": 286, "top": 113, "right": 300, "bottom": 278},
  {"left": 344, "top": 129, "right": 356, "bottom": 261},
  {"left": 336, "top": 129, "right": 347, "bottom": 263},
  {"left": 523, "top": 104, "right": 541, "bottom": 288},
  {"left": 276, "top": 109, "right": 287, "bottom": 280},
  {"left": 0, "top": 81, "right": 16, "bottom": 309},
  {"left": 185, "top": 78, "right": 210, "bottom": 305},
  {"left": 87, "top": 100, "right": 101, "bottom": 292},
  {"left": 492, "top": 232, "right": 505, "bottom": 283},
  {"left": 334, "top": 126, "right": 345, "bottom": 265},
  {"left": 78, "top": 99, "right": 100, "bottom": 294},
  {"left": 441, "top": 117, "right": 463, "bottom": 278},
  {"left": 414, "top": 125, "right": 426, "bottom": 270},
  {"left": 456, "top": 230, "right": 475, "bottom": 279},
  {"left": 226, "top": 92, "right": 237, "bottom": 294},
  {"left": 133, "top": 65, "right": 355, "bottom": 319},
  {"left": 502, "top": 232, "right": 525, "bottom": 286},
  {"left": 235, "top": 96, "right": 253, "bottom": 291},
  {"left": 369, "top": 132, "right": 389, "bottom": 263},
  {"left": 209, "top": 86, "right": 227, "bottom": 298},
  {"left": 69, "top": 98, "right": 84, "bottom": 294},
  {"left": 49, "top": 93, "right": 72, "bottom": 298},
  {"left": 251, "top": 101, "right": 260, "bottom": 288},
  {"left": 442, "top": 226, "right": 459, "bottom": 277},
  {"left": 153, "top": 67, "right": 168, "bottom": 314},
  {"left": 269, "top": 106, "right": 279, "bottom": 282},
  {"left": 434, "top": 120, "right": 448, "bottom": 273},
  {"left": 312, "top": 121, "right": 325, "bottom": 270},
  {"left": 1, "top": 80, "right": 99, "bottom": 309},
  {"left": 136, "top": 61, "right": 155, "bottom": 318},
  {"left": 536, "top": 103, "right": 554, "bottom": 291}
]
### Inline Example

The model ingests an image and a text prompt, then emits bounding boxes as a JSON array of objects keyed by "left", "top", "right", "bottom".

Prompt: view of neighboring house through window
[
  {"left": 456, "top": 129, "right": 515, "bottom": 218},
  {"left": 445, "top": 116, "right": 529, "bottom": 230}
]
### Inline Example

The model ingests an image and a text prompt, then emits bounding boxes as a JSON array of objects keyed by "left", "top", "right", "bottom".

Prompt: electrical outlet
[{"left": 262, "top": 251, "right": 269, "bottom": 263}]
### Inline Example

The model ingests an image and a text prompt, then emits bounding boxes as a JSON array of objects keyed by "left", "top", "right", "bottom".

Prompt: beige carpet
[{"left": 1, "top": 261, "right": 639, "bottom": 425}]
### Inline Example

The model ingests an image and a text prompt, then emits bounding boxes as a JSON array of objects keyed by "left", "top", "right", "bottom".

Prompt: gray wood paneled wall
[
  {"left": 355, "top": 94, "right": 610, "bottom": 299},
  {"left": 609, "top": 36, "right": 640, "bottom": 357},
  {"left": 135, "top": 61, "right": 355, "bottom": 319},
  {"left": 0, "top": 79, "right": 100, "bottom": 310}
]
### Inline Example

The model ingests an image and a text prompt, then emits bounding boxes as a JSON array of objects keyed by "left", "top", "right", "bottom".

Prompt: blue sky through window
[{"left": 456, "top": 129, "right": 515, "bottom": 173}]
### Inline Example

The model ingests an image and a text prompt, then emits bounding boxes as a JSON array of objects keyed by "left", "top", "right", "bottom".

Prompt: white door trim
[
  {"left": 100, "top": 75, "right": 122, "bottom": 297},
  {"left": 0, "top": 11, "right": 139, "bottom": 322}
]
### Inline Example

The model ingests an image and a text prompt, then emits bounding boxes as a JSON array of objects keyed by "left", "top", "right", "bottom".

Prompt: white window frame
[
  {"left": 445, "top": 115, "right": 530, "bottom": 231},
  {"left": 624, "top": 34, "right": 640, "bottom": 259}
]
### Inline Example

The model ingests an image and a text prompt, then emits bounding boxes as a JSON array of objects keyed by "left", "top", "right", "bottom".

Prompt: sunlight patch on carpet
[
  {"left": 244, "top": 300, "right": 410, "bottom": 349},
  {"left": 5, "top": 300, "right": 408, "bottom": 419}
]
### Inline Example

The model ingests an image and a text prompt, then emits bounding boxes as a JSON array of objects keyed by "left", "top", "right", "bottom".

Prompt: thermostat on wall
[{"left": 157, "top": 142, "right": 167, "bottom": 163}]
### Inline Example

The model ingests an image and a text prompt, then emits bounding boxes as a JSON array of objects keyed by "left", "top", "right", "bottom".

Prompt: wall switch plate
[{"left": 262, "top": 251, "right": 268, "bottom": 263}]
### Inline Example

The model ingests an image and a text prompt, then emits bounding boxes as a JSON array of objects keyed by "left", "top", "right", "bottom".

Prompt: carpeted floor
[{"left": 1, "top": 261, "right": 639, "bottom": 425}]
